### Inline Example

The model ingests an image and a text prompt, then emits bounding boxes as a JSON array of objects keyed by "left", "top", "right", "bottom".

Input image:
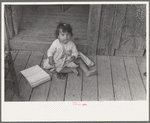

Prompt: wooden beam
[
  {"left": 87, "top": 5, "right": 101, "bottom": 55},
  {"left": 5, "top": 5, "right": 15, "bottom": 39},
  {"left": 11, "top": 5, "right": 23, "bottom": 34},
  {"left": 97, "top": 5, "right": 115, "bottom": 55},
  {"left": 110, "top": 5, "right": 126, "bottom": 55},
  {"left": 116, "top": 5, "right": 146, "bottom": 56}
]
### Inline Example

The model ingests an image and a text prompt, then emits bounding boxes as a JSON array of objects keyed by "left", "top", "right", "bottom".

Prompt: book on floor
[{"left": 20, "top": 65, "right": 51, "bottom": 88}]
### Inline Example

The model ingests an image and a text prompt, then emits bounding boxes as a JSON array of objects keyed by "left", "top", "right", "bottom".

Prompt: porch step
[{"left": 10, "top": 34, "right": 88, "bottom": 52}]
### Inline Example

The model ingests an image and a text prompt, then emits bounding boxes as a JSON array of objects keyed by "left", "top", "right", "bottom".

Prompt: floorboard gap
[
  {"left": 109, "top": 56, "right": 115, "bottom": 101},
  {"left": 63, "top": 74, "right": 68, "bottom": 101},
  {"left": 135, "top": 57, "right": 147, "bottom": 93},
  {"left": 123, "top": 57, "right": 133, "bottom": 101}
]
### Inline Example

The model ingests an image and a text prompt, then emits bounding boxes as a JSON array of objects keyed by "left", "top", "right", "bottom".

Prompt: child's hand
[
  {"left": 68, "top": 56, "right": 75, "bottom": 62},
  {"left": 48, "top": 56, "right": 55, "bottom": 66}
]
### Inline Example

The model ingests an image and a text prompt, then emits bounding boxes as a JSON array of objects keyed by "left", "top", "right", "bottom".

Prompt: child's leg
[
  {"left": 60, "top": 67, "right": 79, "bottom": 76},
  {"left": 74, "top": 58, "right": 97, "bottom": 77}
]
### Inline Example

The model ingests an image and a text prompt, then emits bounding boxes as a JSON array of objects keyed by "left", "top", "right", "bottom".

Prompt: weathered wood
[
  {"left": 5, "top": 5, "right": 15, "bottom": 39},
  {"left": 5, "top": 89, "right": 14, "bottom": 101},
  {"left": 30, "top": 81, "right": 50, "bottom": 101},
  {"left": 82, "top": 56, "right": 97, "bottom": 101},
  {"left": 22, "top": 5, "right": 89, "bottom": 17},
  {"left": 124, "top": 57, "right": 146, "bottom": 100},
  {"left": 110, "top": 5, "right": 126, "bottom": 55},
  {"left": 11, "top": 5, "right": 23, "bottom": 34},
  {"left": 97, "top": 5, "right": 115, "bottom": 55},
  {"left": 65, "top": 68, "right": 82, "bottom": 101},
  {"left": 136, "top": 57, "right": 147, "bottom": 91},
  {"left": 10, "top": 35, "right": 87, "bottom": 46},
  {"left": 87, "top": 5, "right": 101, "bottom": 55},
  {"left": 115, "top": 49, "right": 144, "bottom": 56},
  {"left": 110, "top": 56, "right": 132, "bottom": 100},
  {"left": 116, "top": 5, "right": 146, "bottom": 56},
  {"left": 10, "top": 37, "right": 88, "bottom": 54},
  {"left": 18, "top": 29, "right": 87, "bottom": 40},
  {"left": 47, "top": 73, "right": 67, "bottom": 101},
  {"left": 5, "top": 51, "right": 18, "bottom": 78},
  {"left": 134, "top": 4, "right": 146, "bottom": 50},
  {"left": 9, "top": 51, "right": 31, "bottom": 101},
  {"left": 97, "top": 56, "right": 114, "bottom": 101},
  {"left": 12, "top": 51, "right": 43, "bottom": 101}
]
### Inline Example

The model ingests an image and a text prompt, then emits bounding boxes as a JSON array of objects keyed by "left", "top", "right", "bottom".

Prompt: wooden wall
[
  {"left": 11, "top": 5, "right": 23, "bottom": 34},
  {"left": 88, "top": 4, "right": 146, "bottom": 56}
]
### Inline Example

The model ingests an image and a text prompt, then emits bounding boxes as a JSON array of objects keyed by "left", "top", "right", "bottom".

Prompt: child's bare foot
[
  {"left": 86, "top": 69, "right": 97, "bottom": 77},
  {"left": 72, "top": 68, "right": 79, "bottom": 76}
]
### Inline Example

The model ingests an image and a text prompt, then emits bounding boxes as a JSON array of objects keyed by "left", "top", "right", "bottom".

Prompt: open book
[{"left": 21, "top": 65, "right": 51, "bottom": 88}]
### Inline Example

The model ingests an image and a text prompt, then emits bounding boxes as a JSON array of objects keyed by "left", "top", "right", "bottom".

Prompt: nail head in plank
[
  {"left": 110, "top": 56, "right": 132, "bottom": 100},
  {"left": 124, "top": 57, "right": 146, "bottom": 100},
  {"left": 97, "top": 56, "right": 114, "bottom": 101}
]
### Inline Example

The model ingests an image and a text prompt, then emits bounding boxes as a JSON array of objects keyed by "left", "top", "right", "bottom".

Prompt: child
[{"left": 43, "top": 23, "right": 97, "bottom": 77}]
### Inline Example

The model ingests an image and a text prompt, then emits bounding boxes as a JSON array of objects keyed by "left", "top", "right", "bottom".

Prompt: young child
[{"left": 43, "top": 23, "right": 97, "bottom": 77}]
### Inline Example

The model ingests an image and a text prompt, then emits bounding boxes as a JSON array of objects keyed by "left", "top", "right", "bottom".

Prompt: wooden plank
[
  {"left": 65, "top": 68, "right": 82, "bottom": 101},
  {"left": 87, "top": 5, "right": 101, "bottom": 55},
  {"left": 12, "top": 51, "right": 44, "bottom": 101},
  {"left": 97, "top": 56, "right": 114, "bottom": 101},
  {"left": 11, "top": 5, "right": 23, "bottom": 34},
  {"left": 115, "top": 49, "right": 144, "bottom": 56},
  {"left": 116, "top": 5, "right": 146, "bottom": 56},
  {"left": 5, "top": 5, "right": 15, "bottom": 39},
  {"left": 22, "top": 5, "right": 89, "bottom": 18},
  {"left": 134, "top": 5, "right": 146, "bottom": 50},
  {"left": 10, "top": 38, "right": 88, "bottom": 53},
  {"left": 110, "top": 5, "right": 126, "bottom": 55},
  {"left": 97, "top": 5, "right": 115, "bottom": 55},
  {"left": 6, "top": 51, "right": 30, "bottom": 101},
  {"left": 10, "top": 35, "right": 87, "bottom": 46},
  {"left": 110, "top": 56, "right": 132, "bottom": 100},
  {"left": 5, "top": 89, "right": 14, "bottom": 101},
  {"left": 5, "top": 51, "right": 18, "bottom": 77},
  {"left": 30, "top": 51, "right": 52, "bottom": 101},
  {"left": 47, "top": 73, "right": 67, "bottom": 101},
  {"left": 10, "top": 51, "right": 31, "bottom": 101},
  {"left": 82, "top": 56, "right": 97, "bottom": 101},
  {"left": 30, "top": 81, "right": 50, "bottom": 101},
  {"left": 124, "top": 57, "right": 146, "bottom": 100},
  {"left": 136, "top": 57, "right": 147, "bottom": 91}
]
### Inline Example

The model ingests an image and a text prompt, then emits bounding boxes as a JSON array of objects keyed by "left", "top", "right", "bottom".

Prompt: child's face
[{"left": 58, "top": 29, "right": 71, "bottom": 44}]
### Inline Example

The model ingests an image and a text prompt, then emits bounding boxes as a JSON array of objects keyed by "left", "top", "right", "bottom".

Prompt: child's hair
[{"left": 55, "top": 23, "right": 73, "bottom": 38}]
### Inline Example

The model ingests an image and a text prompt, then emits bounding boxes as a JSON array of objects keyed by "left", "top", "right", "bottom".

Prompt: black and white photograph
[{"left": 1, "top": 1, "right": 149, "bottom": 121}]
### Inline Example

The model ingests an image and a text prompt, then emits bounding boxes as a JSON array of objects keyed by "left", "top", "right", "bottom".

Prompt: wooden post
[
  {"left": 87, "top": 5, "right": 101, "bottom": 55},
  {"left": 5, "top": 5, "right": 15, "bottom": 39}
]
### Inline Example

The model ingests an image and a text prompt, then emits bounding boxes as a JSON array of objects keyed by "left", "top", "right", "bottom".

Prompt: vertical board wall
[{"left": 90, "top": 4, "right": 146, "bottom": 56}]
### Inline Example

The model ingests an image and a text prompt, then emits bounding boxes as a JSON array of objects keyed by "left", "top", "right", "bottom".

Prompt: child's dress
[{"left": 43, "top": 39, "right": 94, "bottom": 72}]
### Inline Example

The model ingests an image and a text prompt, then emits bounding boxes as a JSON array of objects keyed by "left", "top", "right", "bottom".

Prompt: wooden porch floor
[{"left": 5, "top": 50, "right": 147, "bottom": 101}]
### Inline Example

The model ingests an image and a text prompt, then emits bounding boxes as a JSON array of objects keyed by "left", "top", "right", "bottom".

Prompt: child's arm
[
  {"left": 71, "top": 42, "right": 78, "bottom": 59},
  {"left": 48, "top": 56, "right": 55, "bottom": 66},
  {"left": 47, "top": 41, "right": 56, "bottom": 66}
]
